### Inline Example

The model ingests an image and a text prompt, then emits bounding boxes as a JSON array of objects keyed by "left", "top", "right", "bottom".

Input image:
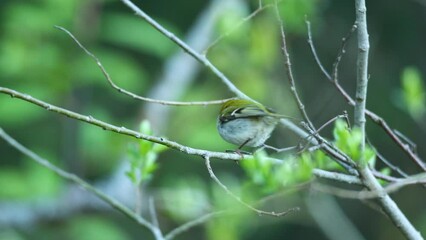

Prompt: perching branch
[
  {"left": 116, "top": 0, "right": 361, "bottom": 176},
  {"left": 0, "top": 87, "right": 258, "bottom": 162}
]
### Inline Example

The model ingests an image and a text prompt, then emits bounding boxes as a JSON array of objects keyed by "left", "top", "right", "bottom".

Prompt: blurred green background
[{"left": 1, "top": 0, "right": 426, "bottom": 239}]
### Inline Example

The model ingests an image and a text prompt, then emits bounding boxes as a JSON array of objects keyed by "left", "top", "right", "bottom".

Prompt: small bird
[{"left": 217, "top": 99, "right": 289, "bottom": 151}]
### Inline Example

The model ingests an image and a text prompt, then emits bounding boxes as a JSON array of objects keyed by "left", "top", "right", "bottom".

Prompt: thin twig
[
  {"left": 261, "top": 144, "right": 299, "bottom": 153},
  {"left": 204, "top": 156, "right": 298, "bottom": 217},
  {"left": 316, "top": 112, "right": 349, "bottom": 134},
  {"left": 376, "top": 152, "right": 409, "bottom": 178},
  {"left": 313, "top": 162, "right": 402, "bottom": 184},
  {"left": 164, "top": 211, "right": 226, "bottom": 240},
  {"left": 149, "top": 197, "right": 164, "bottom": 239},
  {"left": 203, "top": 1, "right": 274, "bottom": 55},
  {"left": 55, "top": 26, "right": 232, "bottom": 106},
  {"left": 372, "top": 170, "right": 402, "bottom": 182},
  {"left": 312, "top": 172, "right": 426, "bottom": 200},
  {"left": 369, "top": 111, "right": 426, "bottom": 171},
  {"left": 135, "top": 185, "right": 143, "bottom": 216},
  {"left": 393, "top": 129, "right": 417, "bottom": 153},
  {"left": 305, "top": 17, "right": 332, "bottom": 80},
  {"left": 274, "top": 1, "right": 315, "bottom": 131},
  {"left": 0, "top": 128, "right": 158, "bottom": 236},
  {"left": 367, "top": 138, "right": 409, "bottom": 178},
  {"left": 313, "top": 169, "right": 362, "bottom": 185},
  {"left": 300, "top": 122, "right": 358, "bottom": 174},
  {"left": 332, "top": 23, "right": 358, "bottom": 84}
]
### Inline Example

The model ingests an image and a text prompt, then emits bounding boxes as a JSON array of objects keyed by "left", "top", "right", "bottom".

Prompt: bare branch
[
  {"left": 305, "top": 17, "right": 426, "bottom": 172},
  {"left": 358, "top": 167, "right": 423, "bottom": 240},
  {"left": 204, "top": 156, "right": 298, "bottom": 217},
  {"left": 305, "top": 17, "right": 332, "bottom": 80},
  {"left": 316, "top": 111, "right": 349, "bottom": 134},
  {"left": 313, "top": 169, "right": 362, "bottom": 185},
  {"left": 273, "top": 1, "right": 315, "bottom": 131},
  {"left": 370, "top": 141, "right": 409, "bottom": 178},
  {"left": 353, "top": 0, "right": 370, "bottom": 150},
  {"left": 313, "top": 167, "right": 403, "bottom": 185},
  {"left": 55, "top": 26, "right": 232, "bottom": 106},
  {"left": 149, "top": 198, "right": 164, "bottom": 239},
  {"left": 369, "top": 112, "right": 426, "bottom": 171},
  {"left": 351, "top": 1, "right": 423, "bottom": 238},
  {"left": 393, "top": 130, "right": 418, "bottom": 153},
  {"left": 120, "top": 0, "right": 251, "bottom": 100},
  {"left": 312, "top": 172, "right": 426, "bottom": 200},
  {"left": 332, "top": 23, "right": 358, "bottom": 85}
]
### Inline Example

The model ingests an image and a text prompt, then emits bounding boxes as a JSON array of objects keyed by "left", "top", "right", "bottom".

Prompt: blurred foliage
[
  {"left": 67, "top": 215, "right": 130, "bottom": 240},
  {"left": 276, "top": 0, "right": 318, "bottom": 33},
  {"left": 0, "top": 230, "right": 25, "bottom": 240},
  {"left": 0, "top": 157, "right": 63, "bottom": 199},
  {"left": 160, "top": 177, "right": 210, "bottom": 222},
  {"left": 397, "top": 67, "right": 426, "bottom": 120},
  {"left": 101, "top": 12, "right": 178, "bottom": 58}
]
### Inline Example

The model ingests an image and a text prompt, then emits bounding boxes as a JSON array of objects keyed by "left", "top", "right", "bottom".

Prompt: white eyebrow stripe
[{"left": 231, "top": 108, "right": 241, "bottom": 116}]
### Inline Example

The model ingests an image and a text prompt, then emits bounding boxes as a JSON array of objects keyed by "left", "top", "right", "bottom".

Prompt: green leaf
[
  {"left": 332, "top": 120, "right": 376, "bottom": 165},
  {"left": 68, "top": 215, "right": 130, "bottom": 240},
  {"left": 313, "top": 149, "right": 341, "bottom": 170},
  {"left": 0, "top": 159, "right": 62, "bottom": 199},
  {"left": 378, "top": 168, "right": 391, "bottom": 185},
  {"left": 125, "top": 120, "right": 167, "bottom": 186},
  {"left": 242, "top": 152, "right": 313, "bottom": 193},
  {"left": 0, "top": 229, "right": 25, "bottom": 240}
]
